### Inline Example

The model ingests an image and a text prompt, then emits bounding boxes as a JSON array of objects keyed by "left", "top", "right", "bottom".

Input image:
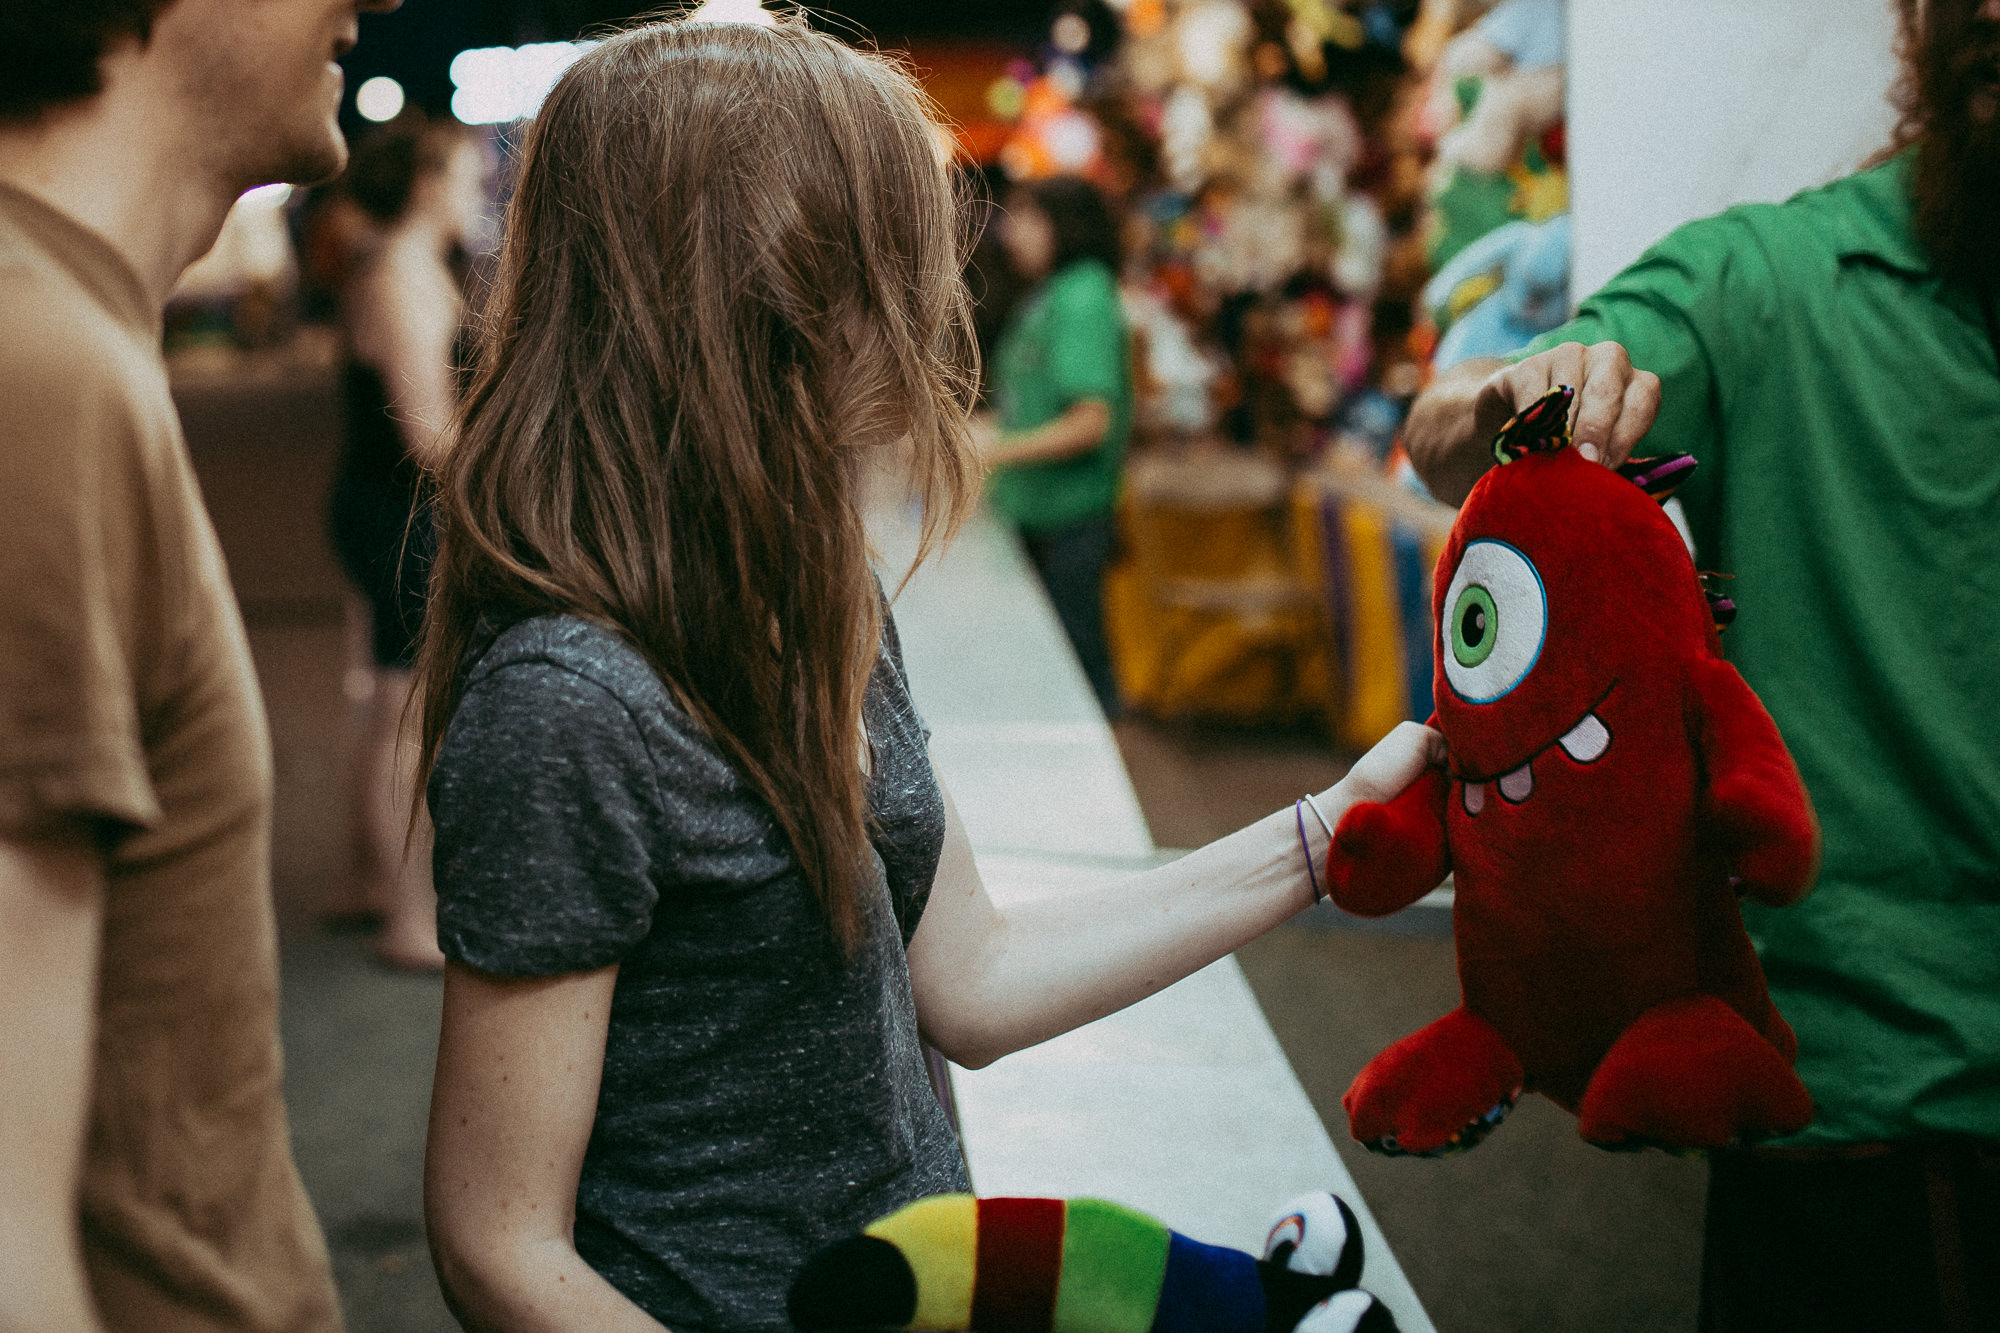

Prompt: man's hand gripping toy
[
  {"left": 1328, "top": 386, "right": 1820, "bottom": 1156},
  {"left": 788, "top": 1190, "right": 1399, "bottom": 1332}
]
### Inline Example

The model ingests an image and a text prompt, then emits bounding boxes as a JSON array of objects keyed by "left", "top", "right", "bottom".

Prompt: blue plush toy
[{"left": 1423, "top": 213, "right": 1572, "bottom": 370}]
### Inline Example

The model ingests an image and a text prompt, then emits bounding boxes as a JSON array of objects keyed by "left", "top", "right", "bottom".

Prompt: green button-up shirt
[{"left": 1524, "top": 153, "right": 2000, "bottom": 1146}]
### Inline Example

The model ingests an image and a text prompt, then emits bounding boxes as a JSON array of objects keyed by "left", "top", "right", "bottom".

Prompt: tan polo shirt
[{"left": 0, "top": 183, "right": 341, "bottom": 1331}]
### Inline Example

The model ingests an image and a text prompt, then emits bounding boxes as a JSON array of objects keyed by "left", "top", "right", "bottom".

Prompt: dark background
[{"left": 341, "top": 0, "right": 1055, "bottom": 128}]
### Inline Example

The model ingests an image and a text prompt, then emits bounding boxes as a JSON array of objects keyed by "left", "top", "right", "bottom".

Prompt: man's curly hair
[
  {"left": 1887, "top": 0, "right": 1991, "bottom": 148},
  {"left": 0, "top": 1, "right": 174, "bottom": 121}
]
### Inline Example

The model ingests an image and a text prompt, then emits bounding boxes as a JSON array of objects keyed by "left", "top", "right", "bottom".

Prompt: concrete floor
[{"left": 178, "top": 358, "right": 1706, "bottom": 1333}]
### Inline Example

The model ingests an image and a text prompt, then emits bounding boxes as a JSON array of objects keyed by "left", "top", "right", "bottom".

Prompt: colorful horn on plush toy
[
  {"left": 786, "top": 1192, "right": 1397, "bottom": 1333},
  {"left": 1700, "top": 571, "right": 1738, "bottom": 630},
  {"left": 1612, "top": 453, "right": 1738, "bottom": 630},
  {"left": 1616, "top": 453, "right": 1698, "bottom": 504},
  {"left": 1491, "top": 384, "right": 1575, "bottom": 464}
]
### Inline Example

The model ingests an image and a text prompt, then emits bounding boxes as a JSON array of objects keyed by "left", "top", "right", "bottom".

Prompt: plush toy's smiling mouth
[{"left": 1456, "top": 683, "right": 1615, "bottom": 815}]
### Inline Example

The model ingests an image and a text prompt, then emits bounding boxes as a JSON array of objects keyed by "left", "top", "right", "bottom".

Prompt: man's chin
[{"left": 271, "top": 124, "right": 350, "bottom": 190}]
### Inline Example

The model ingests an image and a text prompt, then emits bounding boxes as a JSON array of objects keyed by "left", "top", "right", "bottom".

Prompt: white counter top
[{"left": 875, "top": 502, "right": 1434, "bottom": 1333}]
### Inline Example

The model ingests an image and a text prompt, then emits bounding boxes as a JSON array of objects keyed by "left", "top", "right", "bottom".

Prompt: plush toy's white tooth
[
  {"left": 1462, "top": 782, "right": 1485, "bottom": 816},
  {"left": 1498, "top": 762, "right": 1534, "bottom": 804},
  {"left": 1557, "top": 712, "right": 1611, "bottom": 763}
]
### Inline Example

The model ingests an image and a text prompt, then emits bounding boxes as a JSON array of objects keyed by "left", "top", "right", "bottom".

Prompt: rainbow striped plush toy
[{"left": 786, "top": 1191, "right": 1399, "bottom": 1333}]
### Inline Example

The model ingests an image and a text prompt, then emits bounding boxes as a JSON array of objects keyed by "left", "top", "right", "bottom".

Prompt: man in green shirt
[{"left": 1403, "top": 1, "right": 1999, "bottom": 1326}]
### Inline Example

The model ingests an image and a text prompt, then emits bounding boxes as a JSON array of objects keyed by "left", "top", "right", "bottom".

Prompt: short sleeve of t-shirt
[
  {"left": 431, "top": 658, "right": 664, "bottom": 976},
  {"left": 0, "top": 295, "right": 160, "bottom": 836},
  {"left": 1045, "top": 260, "right": 1127, "bottom": 408},
  {"left": 1521, "top": 211, "right": 1778, "bottom": 552},
  {"left": 877, "top": 602, "right": 929, "bottom": 741}
]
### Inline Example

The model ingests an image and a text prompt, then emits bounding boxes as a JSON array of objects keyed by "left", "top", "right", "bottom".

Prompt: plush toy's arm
[
  {"left": 1324, "top": 766, "right": 1452, "bottom": 918},
  {"left": 1688, "top": 657, "right": 1820, "bottom": 907}
]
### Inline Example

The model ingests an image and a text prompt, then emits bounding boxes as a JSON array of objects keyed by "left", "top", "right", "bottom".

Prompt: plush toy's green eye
[
  {"left": 1440, "top": 539, "right": 1546, "bottom": 704},
  {"left": 1451, "top": 587, "right": 1498, "bottom": 668}
]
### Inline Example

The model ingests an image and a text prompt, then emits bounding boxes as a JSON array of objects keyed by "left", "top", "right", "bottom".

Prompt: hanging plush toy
[
  {"left": 1326, "top": 386, "right": 1820, "bottom": 1156},
  {"left": 787, "top": 1190, "right": 1399, "bottom": 1333}
]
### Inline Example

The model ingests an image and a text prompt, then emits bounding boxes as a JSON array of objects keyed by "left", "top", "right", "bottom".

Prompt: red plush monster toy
[{"left": 1327, "top": 386, "right": 1820, "bottom": 1156}]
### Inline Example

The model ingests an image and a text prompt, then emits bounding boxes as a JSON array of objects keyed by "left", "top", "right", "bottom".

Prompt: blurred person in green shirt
[
  {"left": 979, "top": 176, "right": 1134, "bottom": 715},
  {"left": 1402, "top": 2, "right": 2000, "bottom": 1326}
]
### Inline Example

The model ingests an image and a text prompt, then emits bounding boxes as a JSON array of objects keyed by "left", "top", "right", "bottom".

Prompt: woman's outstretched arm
[
  {"left": 425, "top": 962, "right": 670, "bottom": 1333},
  {"left": 906, "top": 721, "right": 1445, "bottom": 1070}
]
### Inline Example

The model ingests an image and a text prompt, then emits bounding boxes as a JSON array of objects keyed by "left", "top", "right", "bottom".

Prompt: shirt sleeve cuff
[
  {"left": 0, "top": 734, "right": 162, "bottom": 839},
  {"left": 438, "top": 921, "right": 641, "bottom": 978}
]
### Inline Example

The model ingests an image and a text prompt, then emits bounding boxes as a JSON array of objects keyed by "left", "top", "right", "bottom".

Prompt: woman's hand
[{"left": 1331, "top": 721, "right": 1448, "bottom": 810}]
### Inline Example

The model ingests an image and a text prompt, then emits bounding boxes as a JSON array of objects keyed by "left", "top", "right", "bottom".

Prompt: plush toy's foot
[
  {"left": 1344, "top": 1007, "right": 1524, "bottom": 1157},
  {"left": 1577, "top": 995, "right": 1813, "bottom": 1151},
  {"left": 1257, "top": 1191, "right": 1370, "bottom": 1330},
  {"left": 1294, "top": 1288, "right": 1402, "bottom": 1333},
  {"left": 1262, "top": 1192, "right": 1364, "bottom": 1288}
]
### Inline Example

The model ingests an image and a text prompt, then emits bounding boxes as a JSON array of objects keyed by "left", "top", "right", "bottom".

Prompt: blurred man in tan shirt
[{"left": 0, "top": 2, "right": 398, "bottom": 1329}]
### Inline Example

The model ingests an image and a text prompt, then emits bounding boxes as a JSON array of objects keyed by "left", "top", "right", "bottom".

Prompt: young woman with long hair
[{"left": 415, "top": 17, "right": 1439, "bottom": 1333}]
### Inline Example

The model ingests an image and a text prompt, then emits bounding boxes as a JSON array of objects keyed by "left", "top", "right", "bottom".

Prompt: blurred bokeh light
[{"left": 355, "top": 75, "right": 406, "bottom": 122}]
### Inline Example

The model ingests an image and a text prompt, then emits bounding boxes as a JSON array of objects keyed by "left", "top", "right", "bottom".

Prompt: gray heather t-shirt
[{"left": 428, "top": 613, "right": 969, "bottom": 1333}]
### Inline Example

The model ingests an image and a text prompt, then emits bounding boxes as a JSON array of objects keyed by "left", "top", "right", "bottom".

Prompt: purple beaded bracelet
[{"left": 1295, "top": 792, "right": 1336, "bottom": 904}]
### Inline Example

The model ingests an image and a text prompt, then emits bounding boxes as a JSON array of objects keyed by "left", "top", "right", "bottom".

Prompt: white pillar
[{"left": 1566, "top": 0, "right": 1903, "bottom": 301}]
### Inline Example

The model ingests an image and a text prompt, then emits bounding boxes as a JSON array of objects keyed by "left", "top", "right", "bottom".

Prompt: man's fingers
[
  {"left": 1572, "top": 341, "right": 1633, "bottom": 458},
  {"left": 1477, "top": 342, "right": 1580, "bottom": 438},
  {"left": 1603, "top": 369, "right": 1661, "bottom": 466},
  {"left": 1530, "top": 342, "right": 1586, "bottom": 410}
]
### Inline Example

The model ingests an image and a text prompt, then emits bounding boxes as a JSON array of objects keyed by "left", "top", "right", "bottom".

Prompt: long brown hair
[
  {"left": 1884, "top": 0, "right": 2000, "bottom": 288},
  {"left": 412, "top": 15, "right": 981, "bottom": 953}
]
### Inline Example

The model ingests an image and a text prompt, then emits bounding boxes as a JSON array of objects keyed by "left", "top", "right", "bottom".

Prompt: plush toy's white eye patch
[{"left": 1441, "top": 539, "right": 1546, "bottom": 703}]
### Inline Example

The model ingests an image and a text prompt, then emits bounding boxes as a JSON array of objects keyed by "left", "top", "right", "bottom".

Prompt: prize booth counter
[
  {"left": 870, "top": 494, "right": 1438, "bottom": 1333},
  {"left": 1108, "top": 441, "right": 1457, "bottom": 752}
]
